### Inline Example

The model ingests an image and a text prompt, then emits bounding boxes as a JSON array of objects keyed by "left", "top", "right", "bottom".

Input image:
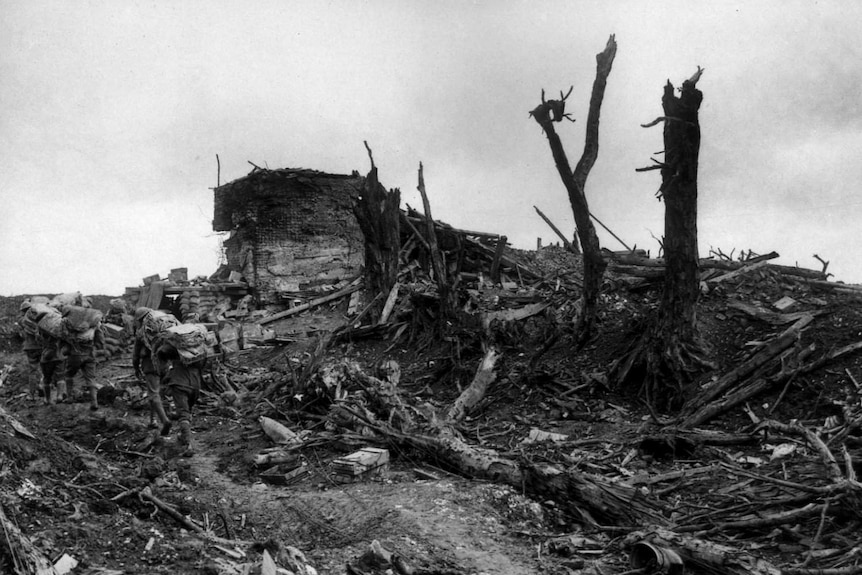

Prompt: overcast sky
[{"left": 2, "top": 0, "right": 861, "bottom": 296}]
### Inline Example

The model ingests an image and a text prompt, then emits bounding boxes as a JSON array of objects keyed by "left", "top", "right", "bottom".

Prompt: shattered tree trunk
[
  {"left": 650, "top": 68, "right": 709, "bottom": 407},
  {"left": 619, "top": 68, "right": 711, "bottom": 410},
  {"left": 416, "top": 162, "right": 456, "bottom": 321},
  {"left": 530, "top": 35, "right": 616, "bottom": 346},
  {"left": 353, "top": 146, "right": 401, "bottom": 322}
]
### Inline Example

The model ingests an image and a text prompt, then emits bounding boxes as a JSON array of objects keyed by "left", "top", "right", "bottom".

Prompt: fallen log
[
  {"left": 334, "top": 402, "right": 665, "bottom": 527},
  {"left": 726, "top": 300, "right": 821, "bottom": 326},
  {"left": 681, "top": 314, "right": 812, "bottom": 426},
  {"left": 446, "top": 347, "right": 499, "bottom": 422}
]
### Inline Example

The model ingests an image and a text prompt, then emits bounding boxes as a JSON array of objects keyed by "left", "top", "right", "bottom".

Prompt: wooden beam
[
  {"left": 533, "top": 205, "right": 572, "bottom": 250},
  {"left": 489, "top": 235, "right": 508, "bottom": 284},
  {"left": 257, "top": 279, "right": 362, "bottom": 325}
]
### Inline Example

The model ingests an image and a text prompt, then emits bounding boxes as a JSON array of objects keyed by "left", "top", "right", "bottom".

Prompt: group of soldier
[
  {"left": 18, "top": 300, "right": 205, "bottom": 458},
  {"left": 19, "top": 298, "right": 103, "bottom": 411}
]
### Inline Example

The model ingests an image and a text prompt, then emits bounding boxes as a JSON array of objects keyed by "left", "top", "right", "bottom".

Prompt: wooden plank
[
  {"left": 707, "top": 260, "right": 769, "bottom": 284},
  {"left": 377, "top": 283, "right": 400, "bottom": 325},
  {"left": 258, "top": 278, "right": 362, "bottom": 325}
]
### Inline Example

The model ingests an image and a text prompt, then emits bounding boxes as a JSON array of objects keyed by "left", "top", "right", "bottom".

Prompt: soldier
[
  {"left": 37, "top": 328, "right": 65, "bottom": 405},
  {"left": 155, "top": 340, "right": 205, "bottom": 457},
  {"left": 18, "top": 300, "right": 42, "bottom": 401},
  {"left": 132, "top": 307, "right": 171, "bottom": 435},
  {"left": 63, "top": 323, "right": 105, "bottom": 410}
]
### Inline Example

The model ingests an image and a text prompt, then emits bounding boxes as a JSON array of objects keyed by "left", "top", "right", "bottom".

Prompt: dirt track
[{"left": 1, "top": 345, "right": 589, "bottom": 574}]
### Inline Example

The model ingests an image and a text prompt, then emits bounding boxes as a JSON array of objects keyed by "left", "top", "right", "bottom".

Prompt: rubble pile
[{"left": 5, "top": 167, "right": 862, "bottom": 573}]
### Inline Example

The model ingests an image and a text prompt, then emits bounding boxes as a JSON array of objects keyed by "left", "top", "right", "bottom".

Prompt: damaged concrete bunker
[{"left": 212, "top": 167, "right": 366, "bottom": 307}]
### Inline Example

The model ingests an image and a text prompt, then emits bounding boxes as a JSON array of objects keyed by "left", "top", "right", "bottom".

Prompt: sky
[{"left": 2, "top": 0, "right": 861, "bottom": 296}]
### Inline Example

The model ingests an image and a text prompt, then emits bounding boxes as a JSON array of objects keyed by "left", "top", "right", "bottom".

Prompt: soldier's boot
[{"left": 64, "top": 378, "right": 75, "bottom": 403}]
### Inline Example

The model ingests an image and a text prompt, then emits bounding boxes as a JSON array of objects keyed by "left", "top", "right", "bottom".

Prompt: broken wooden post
[
  {"left": 489, "top": 235, "right": 507, "bottom": 284},
  {"left": 353, "top": 141, "right": 401, "bottom": 322},
  {"left": 416, "top": 163, "right": 455, "bottom": 319}
]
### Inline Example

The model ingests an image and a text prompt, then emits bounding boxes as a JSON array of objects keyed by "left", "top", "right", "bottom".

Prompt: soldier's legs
[
  {"left": 64, "top": 356, "right": 81, "bottom": 403},
  {"left": 144, "top": 372, "right": 170, "bottom": 431},
  {"left": 40, "top": 361, "right": 61, "bottom": 404},
  {"left": 55, "top": 359, "right": 67, "bottom": 400},
  {"left": 170, "top": 386, "right": 198, "bottom": 456},
  {"left": 80, "top": 359, "right": 99, "bottom": 410},
  {"left": 25, "top": 350, "right": 41, "bottom": 400}
]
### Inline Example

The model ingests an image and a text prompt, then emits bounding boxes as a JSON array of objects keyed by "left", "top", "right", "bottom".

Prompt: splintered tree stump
[
  {"left": 618, "top": 68, "right": 712, "bottom": 411},
  {"left": 353, "top": 143, "right": 401, "bottom": 323}
]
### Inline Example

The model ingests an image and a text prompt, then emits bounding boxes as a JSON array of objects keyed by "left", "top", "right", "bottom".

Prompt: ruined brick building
[{"left": 212, "top": 167, "right": 365, "bottom": 305}]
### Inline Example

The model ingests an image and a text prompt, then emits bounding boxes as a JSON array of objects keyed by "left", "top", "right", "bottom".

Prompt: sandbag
[
  {"left": 140, "top": 310, "right": 180, "bottom": 350},
  {"left": 37, "top": 311, "right": 65, "bottom": 339},
  {"left": 50, "top": 292, "right": 82, "bottom": 308},
  {"left": 163, "top": 323, "right": 208, "bottom": 365},
  {"left": 109, "top": 298, "right": 127, "bottom": 313},
  {"left": 26, "top": 303, "right": 54, "bottom": 323},
  {"left": 62, "top": 305, "right": 103, "bottom": 332}
]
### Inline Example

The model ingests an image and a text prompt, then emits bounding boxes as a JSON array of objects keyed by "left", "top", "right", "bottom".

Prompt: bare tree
[
  {"left": 529, "top": 35, "right": 617, "bottom": 346},
  {"left": 618, "top": 68, "right": 713, "bottom": 409}
]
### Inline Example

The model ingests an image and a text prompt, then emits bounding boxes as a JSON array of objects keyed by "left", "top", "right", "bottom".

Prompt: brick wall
[{"left": 216, "top": 169, "right": 365, "bottom": 304}]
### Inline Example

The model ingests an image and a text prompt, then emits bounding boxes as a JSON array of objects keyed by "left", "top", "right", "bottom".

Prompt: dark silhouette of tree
[{"left": 529, "top": 35, "right": 617, "bottom": 347}]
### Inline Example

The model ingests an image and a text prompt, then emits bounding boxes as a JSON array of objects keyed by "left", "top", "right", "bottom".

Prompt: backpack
[
  {"left": 37, "top": 309, "right": 65, "bottom": 339},
  {"left": 62, "top": 305, "right": 103, "bottom": 333},
  {"left": 162, "top": 323, "right": 209, "bottom": 366},
  {"left": 140, "top": 310, "right": 180, "bottom": 350}
]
